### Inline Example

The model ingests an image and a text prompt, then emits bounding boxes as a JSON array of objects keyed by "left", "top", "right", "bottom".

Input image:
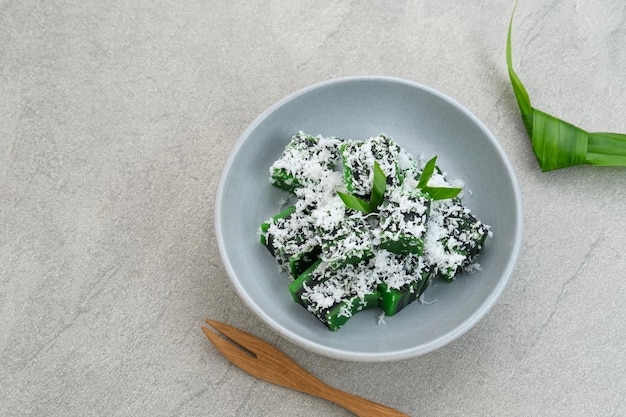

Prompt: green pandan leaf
[
  {"left": 417, "top": 155, "right": 437, "bottom": 189},
  {"left": 337, "top": 191, "right": 373, "bottom": 213},
  {"left": 417, "top": 156, "right": 462, "bottom": 200},
  {"left": 421, "top": 186, "right": 462, "bottom": 201},
  {"left": 369, "top": 160, "right": 387, "bottom": 209},
  {"left": 507, "top": 2, "right": 626, "bottom": 172},
  {"left": 338, "top": 161, "right": 387, "bottom": 213}
]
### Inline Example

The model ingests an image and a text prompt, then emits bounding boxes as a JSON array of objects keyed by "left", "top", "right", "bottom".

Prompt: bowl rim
[{"left": 215, "top": 75, "right": 523, "bottom": 361}]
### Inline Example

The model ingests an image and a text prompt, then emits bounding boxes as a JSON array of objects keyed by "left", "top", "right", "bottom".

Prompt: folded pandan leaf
[
  {"left": 417, "top": 156, "right": 462, "bottom": 200},
  {"left": 507, "top": 4, "right": 626, "bottom": 172}
]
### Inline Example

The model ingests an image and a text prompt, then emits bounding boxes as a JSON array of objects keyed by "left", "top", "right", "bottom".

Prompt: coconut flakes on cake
[{"left": 261, "top": 131, "right": 492, "bottom": 330}]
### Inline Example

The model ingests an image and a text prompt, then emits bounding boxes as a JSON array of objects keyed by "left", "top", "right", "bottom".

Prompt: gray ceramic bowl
[{"left": 215, "top": 76, "right": 522, "bottom": 362}]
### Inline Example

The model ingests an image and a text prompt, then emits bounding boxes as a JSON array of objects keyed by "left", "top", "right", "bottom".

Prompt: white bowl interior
[{"left": 216, "top": 76, "right": 522, "bottom": 361}]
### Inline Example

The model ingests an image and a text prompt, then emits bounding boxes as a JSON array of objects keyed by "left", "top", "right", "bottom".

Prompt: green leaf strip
[
  {"left": 506, "top": 2, "right": 532, "bottom": 135},
  {"left": 587, "top": 132, "right": 626, "bottom": 166},
  {"left": 421, "top": 186, "right": 463, "bottom": 201},
  {"left": 417, "top": 156, "right": 437, "bottom": 189},
  {"left": 337, "top": 191, "right": 373, "bottom": 213},
  {"left": 369, "top": 161, "right": 387, "bottom": 209}
]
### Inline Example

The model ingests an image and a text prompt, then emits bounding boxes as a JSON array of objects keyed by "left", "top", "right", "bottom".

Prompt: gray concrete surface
[{"left": 1, "top": 1, "right": 625, "bottom": 416}]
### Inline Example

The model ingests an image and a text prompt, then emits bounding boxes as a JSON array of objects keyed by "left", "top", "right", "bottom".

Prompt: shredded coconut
[{"left": 260, "top": 132, "right": 492, "bottom": 330}]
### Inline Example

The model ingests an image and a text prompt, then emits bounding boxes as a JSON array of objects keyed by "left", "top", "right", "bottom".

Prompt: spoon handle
[{"left": 302, "top": 376, "right": 411, "bottom": 417}]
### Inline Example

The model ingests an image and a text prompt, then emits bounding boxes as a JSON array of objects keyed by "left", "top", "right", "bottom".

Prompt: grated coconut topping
[{"left": 261, "top": 132, "right": 491, "bottom": 330}]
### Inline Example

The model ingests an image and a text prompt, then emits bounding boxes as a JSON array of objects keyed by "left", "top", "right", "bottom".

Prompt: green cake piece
[
  {"left": 340, "top": 135, "right": 403, "bottom": 197},
  {"left": 270, "top": 132, "right": 341, "bottom": 193},
  {"left": 291, "top": 261, "right": 380, "bottom": 331},
  {"left": 377, "top": 187, "right": 431, "bottom": 256},
  {"left": 260, "top": 204, "right": 320, "bottom": 278},
  {"left": 377, "top": 254, "right": 433, "bottom": 316},
  {"left": 424, "top": 198, "right": 491, "bottom": 282},
  {"left": 316, "top": 206, "right": 374, "bottom": 270}
]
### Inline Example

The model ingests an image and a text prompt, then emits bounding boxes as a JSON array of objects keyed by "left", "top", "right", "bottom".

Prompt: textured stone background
[{"left": 1, "top": 1, "right": 624, "bottom": 416}]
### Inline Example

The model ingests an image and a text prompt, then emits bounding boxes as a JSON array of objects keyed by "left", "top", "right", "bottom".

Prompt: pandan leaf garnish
[
  {"left": 507, "top": 3, "right": 626, "bottom": 172},
  {"left": 417, "top": 156, "right": 462, "bottom": 200}
]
